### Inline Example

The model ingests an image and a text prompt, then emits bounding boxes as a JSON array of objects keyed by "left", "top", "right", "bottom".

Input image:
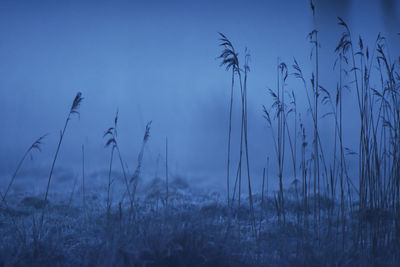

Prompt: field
[
  {"left": 1, "top": 2, "right": 400, "bottom": 267},
  {"left": 0, "top": 180, "right": 399, "bottom": 266}
]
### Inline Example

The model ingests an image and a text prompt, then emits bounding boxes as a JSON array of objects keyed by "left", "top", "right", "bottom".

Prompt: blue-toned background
[{"left": 1, "top": 0, "right": 399, "bottom": 194}]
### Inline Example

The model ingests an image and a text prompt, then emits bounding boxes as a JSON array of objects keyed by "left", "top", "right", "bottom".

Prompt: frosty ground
[{"left": 0, "top": 176, "right": 399, "bottom": 267}]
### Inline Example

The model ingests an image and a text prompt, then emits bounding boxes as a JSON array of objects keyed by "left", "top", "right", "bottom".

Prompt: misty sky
[{"left": 1, "top": 0, "right": 399, "bottom": 195}]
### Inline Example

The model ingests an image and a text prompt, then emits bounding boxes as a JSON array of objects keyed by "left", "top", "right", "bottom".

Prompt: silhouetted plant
[
  {"left": 40, "top": 92, "right": 83, "bottom": 228},
  {"left": 218, "top": 33, "right": 255, "bottom": 236},
  {"left": 1, "top": 134, "right": 47, "bottom": 204},
  {"left": 130, "top": 120, "right": 152, "bottom": 202},
  {"left": 263, "top": 60, "right": 288, "bottom": 223},
  {"left": 165, "top": 137, "right": 169, "bottom": 208},
  {"left": 104, "top": 111, "right": 118, "bottom": 220},
  {"left": 104, "top": 110, "right": 134, "bottom": 217},
  {"left": 218, "top": 32, "right": 239, "bottom": 207}
]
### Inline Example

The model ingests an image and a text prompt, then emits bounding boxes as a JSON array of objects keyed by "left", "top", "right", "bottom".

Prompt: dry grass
[{"left": 1, "top": 1, "right": 400, "bottom": 266}]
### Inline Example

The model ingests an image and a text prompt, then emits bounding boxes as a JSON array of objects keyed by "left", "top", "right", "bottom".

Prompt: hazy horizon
[{"left": 1, "top": 0, "right": 400, "bottom": 196}]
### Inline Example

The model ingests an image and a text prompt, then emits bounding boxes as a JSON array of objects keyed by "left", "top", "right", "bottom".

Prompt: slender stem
[
  {"left": 226, "top": 69, "right": 234, "bottom": 207},
  {"left": 44, "top": 116, "right": 70, "bottom": 204},
  {"left": 166, "top": 137, "right": 169, "bottom": 208},
  {"left": 82, "top": 144, "right": 85, "bottom": 208},
  {"left": 40, "top": 115, "right": 70, "bottom": 228},
  {"left": 107, "top": 147, "right": 114, "bottom": 220},
  {"left": 116, "top": 145, "right": 133, "bottom": 208},
  {"left": 2, "top": 148, "right": 30, "bottom": 204}
]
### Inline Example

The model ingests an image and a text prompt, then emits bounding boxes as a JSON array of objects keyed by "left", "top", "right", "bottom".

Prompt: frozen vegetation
[
  {"left": 1, "top": 2, "right": 400, "bottom": 267},
  {"left": 0, "top": 179, "right": 399, "bottom": 266}
]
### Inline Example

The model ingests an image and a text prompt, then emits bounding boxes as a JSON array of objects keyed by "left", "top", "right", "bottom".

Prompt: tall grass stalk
[
  {"left": 263, "top": 60, "right": 288, "bottom": 223},
  {"left": 40, "top": 92, "right": 83, "bottom": 228},
  {"left": 218, "top": 33, "right": 255, "bottom": 234},
  {"left": 1, "top": 134, "right": 46, "bottom": 204},
  {"left": 130, "top": 121, "right": 152, "bottom": 202},
  {"left": 82, "top": 144, "right": 86, "bottom": 208},
  {"left": 218, "top": 32, "right": 239, "bottom": 207},
  {"left": 165, "top": 137, "right": 169, "bottom": 208},
  {"left": 104, "top": 114, "right": 116, "bottom": 220},
  {"left": 104, "top": 111, "right": 134, "bottom": 212},
  {"left": 242, "top": 49, "right": 256, "bottom": 234},
  {"left": 308, "top": 0, "right": 321, "bottom": 226}
]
